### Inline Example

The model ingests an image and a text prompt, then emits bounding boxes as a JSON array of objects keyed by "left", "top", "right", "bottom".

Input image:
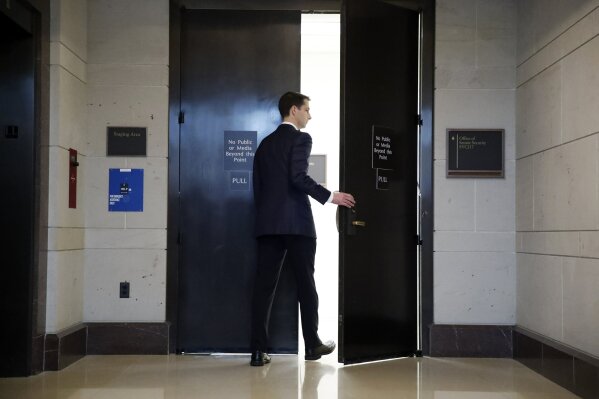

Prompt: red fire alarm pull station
[{"left": 69, "top": 148, "right": 79, "bottom": 208}]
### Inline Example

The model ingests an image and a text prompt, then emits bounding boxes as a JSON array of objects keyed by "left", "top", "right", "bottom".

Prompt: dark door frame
[
  {"left": 0, "top": 0, "right": 49, "bottom": 376},
  {"left": 167, "top": 0, "right": 435, "bottom": 355}
]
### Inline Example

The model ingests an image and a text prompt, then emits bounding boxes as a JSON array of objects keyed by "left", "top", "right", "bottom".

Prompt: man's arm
[
  {"left": 290, "top": 134, "right": 355, "bottom": 208},
  {"left": 289, "top": 133, "right": 331, "bottom": 204}
]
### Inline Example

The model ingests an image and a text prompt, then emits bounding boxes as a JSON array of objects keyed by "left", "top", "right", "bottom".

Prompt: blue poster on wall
[{"left": 108, "top": 169, "right": 143, "bottom": 212}]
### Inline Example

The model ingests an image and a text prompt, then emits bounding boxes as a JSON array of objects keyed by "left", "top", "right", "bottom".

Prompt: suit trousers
[{"left": 250, "top": 234, "right": 322, "bottom": 351}]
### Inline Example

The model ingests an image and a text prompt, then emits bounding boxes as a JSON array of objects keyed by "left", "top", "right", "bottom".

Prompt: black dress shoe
[
  {"left": 305, "top": 340, "right": 336, "bottom": 360},
  {"left": 250, "top": 350, "right": 271, "bottom": 366}
]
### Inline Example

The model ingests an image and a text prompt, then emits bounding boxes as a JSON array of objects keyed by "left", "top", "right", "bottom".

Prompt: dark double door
[{"left": 177, "top": 1, "right": 419, "bottom": 363}]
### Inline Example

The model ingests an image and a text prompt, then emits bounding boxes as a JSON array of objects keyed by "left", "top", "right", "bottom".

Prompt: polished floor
[{"left": 0, "top": 352, "right": 578, "bottom": 399}]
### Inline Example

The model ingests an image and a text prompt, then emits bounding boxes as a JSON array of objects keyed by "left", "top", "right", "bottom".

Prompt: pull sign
[{"left": 68, "top": 148, "right": 78, "bottom": 208}]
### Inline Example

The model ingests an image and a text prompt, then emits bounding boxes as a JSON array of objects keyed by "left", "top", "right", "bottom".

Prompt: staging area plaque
[
  {"left": 447, "top": 129, "right": 504, "bottom": 178},
  {"left": 107, "top": 127, "right": 147, "bottom": 156}
]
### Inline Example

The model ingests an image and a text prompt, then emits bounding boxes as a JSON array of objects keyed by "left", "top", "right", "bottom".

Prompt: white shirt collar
[{"left": 281, "top": 121, "right": 299, "bottom": 131}]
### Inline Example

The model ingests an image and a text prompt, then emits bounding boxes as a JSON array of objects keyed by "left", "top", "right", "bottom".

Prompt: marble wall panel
[
  {"left": 516, "top": 157, "right": 534, "bottom": 231},
  {"left": 435, "top": 90, "right": 515, "bottom": 160},
  {"left": 48, "top": 147, "right": 85, "bottom": 228},
  {"left": 580, "top": 232, "right": 599, "bottom": 258},
  {"left": 86, "top": 85, "right": 168, "bottom": 157},
  {"left": 531, "top": 0, "right": 596, "bottom": 58},
  {"left": 520, "top": 232, "right": 580, "bottom": 257},
  {"left": 516, "top": 0, "right": 535, "bottom": 64},
  {"left": 477, "top": 0, "right": 517, "bottom": 39},
  {"left": 86, "top": 228, "right": 166, "bottom": 250},
  {"left": 50, "top": 0, "right": 87, "bottom": 61},
  {"left": 476, "top": 38, "right": 517, "bottom": 68},
  {"left": 476, "top": 0, "right": 517, "bottom": 68},
  {"left": 49, "top": 66, "right": 87, "bottom": 150},
  {"left": 434, "top": 251, "right": 516, "bottom": 324},
  {"left": 436, "top": 41, "right": 476, "bottom": 69},
  {"left": 563, "top": 257, "right": 599, "bottom": 357},
  {"left": 436, "top": 0, "right": 476, "bottom": 41},
  {"left": 562, "top": 35, "right": 599, "bottom": 142},
  {"left": 87, "top": 64, "right": 168, "bottom": 87},
  {"left": 516, "top": 2, "right": 599, "bottom": 85},
  {"left": 87, "top": 0, "right": 168, "bottom": 65},
  {"left": 434, "top": 160, "right": 476, "bottom": 231},
  {"left": 48, "top": 228, "right": 85, "bottom": 251},
  {"left": 434, "top": 232, "right": 515, "bottom": 252},
  {"left": 516, "top": 63, "right": 562, "bottom": 158},
  {"left": 50, "top": 42, "right": 86, "bottom": 82},
  {"left": 475, "top": 161, "right": 515, "bottom": 231},
  {"left": 435, "top": 66, "right": 515, "bottom": 90},
  {"left": 516, "top": 254, "right": 563, "bottom": 342},
  {"left": 532, "top": 135, "right": 599, "bottom": 231},
  {"left": 46, "top": 250, "right": 85, "bottom": 332},
  {"left": 84, "top": 249, "right": 166, "bottom": 322}
]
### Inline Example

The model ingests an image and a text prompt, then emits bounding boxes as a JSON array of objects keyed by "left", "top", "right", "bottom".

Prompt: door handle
[{"left": 352, "top": 220, "right": 366, "bottom": 227}]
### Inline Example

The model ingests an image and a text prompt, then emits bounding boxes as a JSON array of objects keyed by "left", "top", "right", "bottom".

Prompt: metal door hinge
[
  {"left": 415, "top": 235, "right": 423, "bottom": 246},
  {"left": 416, "top": 114, "right": 423, "bottom": 126},
  {"left": 178, "top": 111, "right": 185, "bottom": 124}
]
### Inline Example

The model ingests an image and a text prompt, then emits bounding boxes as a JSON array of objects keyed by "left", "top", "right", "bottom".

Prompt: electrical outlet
[{"left": 119, "top": 282, "right": 130, "bottom": 298}]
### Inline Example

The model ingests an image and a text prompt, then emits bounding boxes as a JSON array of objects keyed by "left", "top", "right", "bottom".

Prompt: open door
[{"left": 338, "top": 0, "right": 419, "bottom": 364}]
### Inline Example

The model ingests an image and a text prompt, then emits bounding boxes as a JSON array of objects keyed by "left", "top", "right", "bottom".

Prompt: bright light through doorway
[{"left": 300, "top": 13, "right": 340, "bottom": 358}]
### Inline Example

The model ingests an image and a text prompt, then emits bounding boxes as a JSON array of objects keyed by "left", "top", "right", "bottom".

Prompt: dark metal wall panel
[{"left": 0, "top": 0, "right": 48, "bottom": 376}]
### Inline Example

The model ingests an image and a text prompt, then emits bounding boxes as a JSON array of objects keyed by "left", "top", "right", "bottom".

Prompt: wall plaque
[
  {"left": 224, "top": 130, "right": 257, "bottom": 171},
  {"left": 107, "top": 127, "right": 147, "bottom": 156},
  {"left": 446, "top": 129, "right": 504, "bottom": 177},
  {"left": 372, "top": 125, "right": 397, "bottom": 171}
]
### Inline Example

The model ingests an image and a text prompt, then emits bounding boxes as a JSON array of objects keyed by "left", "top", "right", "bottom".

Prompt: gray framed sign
[
  {"left": 107, "top": 127, "right": 147, "bottom": 156},
  {"left": 446, "top": 129, "right": 504, "bottom": 178},
  {"left": 308, "top": 154, "right": 327, "bottom": 187}
]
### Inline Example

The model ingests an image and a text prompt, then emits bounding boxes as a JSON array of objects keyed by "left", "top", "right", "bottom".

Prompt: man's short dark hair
[{"left": 278, "top": 91, "right": 310, "bottom": 118}]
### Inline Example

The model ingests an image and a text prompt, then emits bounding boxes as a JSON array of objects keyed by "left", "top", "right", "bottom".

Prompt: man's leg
[
  {"left": 285, "top": 235, "right": 321, "bottom": 349},
  {"left": 250, "top": 235, "right": 287, "bottom": 352}
]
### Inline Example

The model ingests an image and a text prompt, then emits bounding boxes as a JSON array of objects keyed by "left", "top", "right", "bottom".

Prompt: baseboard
[
  {"left": 429, "top": 324, "right": 513, "bottom": 357},
  {"left": 87, "top": 322, "right": 170, "bottom": 355},
  {"left": 514, "top": 326, "right": 599, "bottom": 398},
  {"left": 44, "top": 322, "right": 170, "bottom": 370},
  {"left": 44, "top": 324, "right": 87, "bottom": 371}
]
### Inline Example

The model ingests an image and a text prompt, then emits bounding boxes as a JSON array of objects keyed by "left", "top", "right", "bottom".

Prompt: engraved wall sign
[
  {"left": 107, "top": 127, "right": 147, "bottom": 156},
  {"left": 446, "top": 129, "right": 504, "bottom": 178}
]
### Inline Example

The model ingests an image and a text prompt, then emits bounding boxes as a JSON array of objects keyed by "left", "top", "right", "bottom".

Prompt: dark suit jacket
[{"left": 253, "top": 124, "right": 331, "bottom": 238}]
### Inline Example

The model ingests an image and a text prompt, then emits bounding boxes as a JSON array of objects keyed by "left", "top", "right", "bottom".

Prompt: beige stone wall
[
  {"left": 84, "top": 0, "right": 169, "bottom": 322},
  {"left": 434, "top": 0, "right": 517, "bottom": 324},
  {"left": 46, "top": 0, "right": 169, "bottom": 331},
  {"left": 46, "top": 0, "right": 87, "bottom": 333},
  {"left": 516, "top": 0, "right": 599, "bottom": 356}
]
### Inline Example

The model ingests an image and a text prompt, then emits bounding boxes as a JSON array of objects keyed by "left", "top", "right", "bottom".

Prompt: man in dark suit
[{"left": 250, "top": 91, "right": 355, "bottom": 366}]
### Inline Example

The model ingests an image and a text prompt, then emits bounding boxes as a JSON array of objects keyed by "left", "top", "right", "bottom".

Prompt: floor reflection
[{"left": 0, "top": 354, "right": 578, "bottom": 399}]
